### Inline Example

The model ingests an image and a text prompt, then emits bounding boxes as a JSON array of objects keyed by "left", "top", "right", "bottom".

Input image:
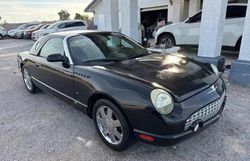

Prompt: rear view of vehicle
[{"left": 0, "top": 26, "right": 7, "bottom": 40}]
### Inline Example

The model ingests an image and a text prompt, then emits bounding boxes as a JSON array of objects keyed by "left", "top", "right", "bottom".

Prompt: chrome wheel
[
  {"left": 23, "top": 68, "right": 33, "bottom": 90},
  {"left": 96, "top": 106, "right": 123, "bottom": 145}
]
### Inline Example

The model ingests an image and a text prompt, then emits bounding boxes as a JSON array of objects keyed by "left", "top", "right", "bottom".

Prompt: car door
[
  {"left": 223, "top": 5, "right": 246, "bottom": 47},
  {"left": 34, "top": 37, "right": 75, "bottom": 101},
  {"left": 178, "top": 11, "right": 202, "bottom": 45}
]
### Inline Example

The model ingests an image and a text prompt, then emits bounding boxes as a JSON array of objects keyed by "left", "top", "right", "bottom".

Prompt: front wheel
[
  {"left": 0, "top": 34, "right": 2, "bottom": 40},
  {"left": 159, "top": 34, "right": 176, "bottom": 49},
  {"left": 22, "top": 68, "right": 37, "bottom": 93},
  {"left": 93, "top": 99, "right": 133, "bottom": 151}
]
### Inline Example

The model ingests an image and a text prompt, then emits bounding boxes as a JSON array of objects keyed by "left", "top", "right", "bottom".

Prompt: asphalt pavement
[{"left": 0, "top": 39, "right": 249, "bottom": 161}]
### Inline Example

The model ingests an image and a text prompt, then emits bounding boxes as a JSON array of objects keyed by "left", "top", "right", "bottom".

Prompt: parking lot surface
[{"left": 0, "top": 39, "right": 250, "bottom": 161}]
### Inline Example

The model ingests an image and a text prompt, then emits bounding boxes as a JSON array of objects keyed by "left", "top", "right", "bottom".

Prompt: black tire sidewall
[
  {"left": 93, "top": 99, "right": 132, "bottom": 151},
  {"left": 22, "top": 68, "right": 36, "bottom": 93}
]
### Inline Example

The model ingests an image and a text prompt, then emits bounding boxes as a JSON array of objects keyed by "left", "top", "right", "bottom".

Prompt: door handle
[{"left": 35, "top": 63, "right": 40, "bottom": 68}]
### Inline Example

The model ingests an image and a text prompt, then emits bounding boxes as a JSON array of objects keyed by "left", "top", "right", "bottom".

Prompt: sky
[{"left": 0, "top": 0, "right": 93, "bottom": 23}]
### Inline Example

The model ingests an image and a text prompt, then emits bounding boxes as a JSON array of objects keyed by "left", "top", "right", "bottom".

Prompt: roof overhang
[{"left": 84, "top": 0, "right": 100, "bottom": 12}]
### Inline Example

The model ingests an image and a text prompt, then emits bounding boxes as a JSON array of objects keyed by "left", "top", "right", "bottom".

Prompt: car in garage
[
  {"left": 31, "top": 20, "right": 88, "bottom": 40},
  {"left": 155, "top": 3, "right": 246, "bottom": 51},
  {"left": 17, "top": 31, "right": 227, "bottom": 151},
  {"left": 0, "top": 26, "right": 7, "bottom": 40},
  {"left": 8, "top": 22, "right": 40, "bottom": 38}
]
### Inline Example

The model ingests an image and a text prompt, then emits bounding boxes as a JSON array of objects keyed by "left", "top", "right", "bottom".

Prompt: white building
[{"left": 85, "top": 0, "right": 250, "bottom": 86}]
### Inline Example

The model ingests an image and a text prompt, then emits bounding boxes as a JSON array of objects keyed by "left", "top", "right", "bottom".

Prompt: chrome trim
[
  {"left": 31, "top": 76, "right": 87, "bottom": 108},
  {"left": 63, "top": 35, "right": 78, "bottom": 65},
  {"left": 184, "top": 92, "right": 225, "bottom": 131}
]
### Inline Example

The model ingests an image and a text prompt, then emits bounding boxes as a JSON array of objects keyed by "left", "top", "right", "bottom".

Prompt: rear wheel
[
  {"left": 22, "top": 68, "right": 37, "bottom": 93},
  {"left": 93, "top": 99, "right": 133, "bottom": 151},
  {"left": 0, "top": 34, "right": 2, "bottom": 40},
  {"left": 159, "top": 34, "right": 176, "bottom": 49}
]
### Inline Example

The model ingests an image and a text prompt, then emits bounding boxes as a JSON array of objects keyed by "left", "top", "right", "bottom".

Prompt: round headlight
[
  {"left": 151, "top": 89, "right": 174, "bottom": 115},
  {"left": 211, "top": 64, "right": 219, "bottom": 75}
]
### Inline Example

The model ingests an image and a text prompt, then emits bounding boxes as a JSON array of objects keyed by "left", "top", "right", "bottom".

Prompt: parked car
[
  {"left": 17, "top": 31, "right": 227, "bottom": 151},
  {"left": 14, "top": 25, "right": 37, "bottom": 39},
  {"left": 8, "top": 22, "right": 40, "bottom": 37},
  {"left": 31, "top": 24, "right": 50, "bottom": 40},
  {"left": 23, "top": 24, "right": 44, "bottom": 39},
  {"left": 155, "top": 3, "right": 246, "bottom": 51},
  {"left": 0, "top": 26, "right": 7, "bottom": 40},
  {"left": 31, "top": 20, "right": 88, "bottom": 40}
]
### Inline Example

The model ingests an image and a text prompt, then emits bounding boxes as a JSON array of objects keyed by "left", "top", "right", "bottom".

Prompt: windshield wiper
[
  {"left": 126, "top": 53, "right": 149, "bottom": 60},
  {"left": 84, "top": 58, "right": 124, "bottom": 63}
]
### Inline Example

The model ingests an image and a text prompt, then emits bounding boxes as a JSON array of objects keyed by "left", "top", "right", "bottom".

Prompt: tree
[
  {"left": 0, "top": 16, "right": 2, "bottom": 24},
  {"left": 58, "top": 10, "right": 70, "bottom": 20},
  {"left": 74, "top": 13, "right": 91, "bottom": 21}
]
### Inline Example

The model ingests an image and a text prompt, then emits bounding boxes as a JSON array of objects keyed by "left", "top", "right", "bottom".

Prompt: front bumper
[
  {"left": 134, "top": 113, "right": 221, "bottom": 146},
  {"left": 131, "top": 78, "right": 227, "bottom": 146}
]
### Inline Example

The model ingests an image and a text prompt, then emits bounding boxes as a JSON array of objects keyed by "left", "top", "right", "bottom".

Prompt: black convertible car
[{"left": 17, "top": 31, "right": 226, "bottom": 151}]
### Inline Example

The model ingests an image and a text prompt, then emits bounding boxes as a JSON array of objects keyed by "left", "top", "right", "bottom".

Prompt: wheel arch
[
  {"left": 156, "top": 32, "right": 176, "bottom": 45},
  {"left": 87, "top": 92, "right": 133, "bottom": 129}
]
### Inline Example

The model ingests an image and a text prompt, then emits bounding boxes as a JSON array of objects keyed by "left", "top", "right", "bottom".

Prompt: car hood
[
  {"left": 93, "top": 53, "right": 218, "bottom": 102},
  {"left": 156, "top": 22, "right": 185, "bottom": 35}
]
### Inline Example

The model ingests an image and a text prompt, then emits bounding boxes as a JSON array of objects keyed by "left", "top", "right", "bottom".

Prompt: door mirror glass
[{"left": 47, "top": 54, "right": 66, "bottom": 62}]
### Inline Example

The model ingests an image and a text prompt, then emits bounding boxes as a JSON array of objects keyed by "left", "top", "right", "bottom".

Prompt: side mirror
[
  {"left": 47, "top": 54, "right": 66, "bottom": 62},
  {"left": 47, "top": 54, "right": 70, "bottom": 68}
]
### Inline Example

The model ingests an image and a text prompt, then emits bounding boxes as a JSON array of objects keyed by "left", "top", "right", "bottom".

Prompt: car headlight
[
  {"left": 211, "top": 64, "right": 219, "bottom": 75},
  {"left": 151, "top": 89, "right": 174, "bottom": 115}
]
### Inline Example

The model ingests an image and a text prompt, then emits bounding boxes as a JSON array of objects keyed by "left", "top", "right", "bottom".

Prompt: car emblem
[{"left": 207, "top": 85, "right": 217, "bottom": 94}]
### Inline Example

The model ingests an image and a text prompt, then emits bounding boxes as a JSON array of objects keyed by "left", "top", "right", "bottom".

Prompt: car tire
[
  {"left": 159, "top": 34, "right": 176, "bottom": 49},
  {"left": 93, "top": 99, "right": 133, "bottom": 151},
  {"left": 22, "top": 67, "right": 38, "bottom": 93},
  {"left": 0, "top": 34, "right": 2, "bottom": 40}
]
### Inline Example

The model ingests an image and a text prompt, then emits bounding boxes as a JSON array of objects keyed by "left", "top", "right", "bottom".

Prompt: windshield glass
[
  {"left": 67, "top": 33, "right": 148, "bottom": 64},
  {"left": 47, "top": 22, "right": 59, "bottom": 29}
]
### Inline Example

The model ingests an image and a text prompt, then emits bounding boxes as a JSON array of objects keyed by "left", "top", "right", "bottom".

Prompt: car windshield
[
  {"left": 47, "top": 22, "right": 59, "bottom": 29},
  {"left": 40, "top": 24, "right": 49, "bottom": 30},
  {"left": 67, "top": 33, "right": 149, "bottom": 64}
]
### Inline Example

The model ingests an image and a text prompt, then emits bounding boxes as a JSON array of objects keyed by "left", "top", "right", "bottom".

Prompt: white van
[
  {"left": 155, "top": 3, "right": 247, "bottom": 51},
  {"left": 32, "top": 20, "right": 88, "bottom": 40}
]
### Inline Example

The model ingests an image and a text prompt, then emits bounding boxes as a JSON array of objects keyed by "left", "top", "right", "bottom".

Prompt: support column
[
  {"left": 120, "top": 0, "right": 139, "bottom": 41},
  {"left": 197, "top": 0, "right": 228, "bottom": 65},
  {"left": 189, "top": 0, "right": 201, "bottom": 17},
  {"left": 168, "top": 0, "right": 185, "bottom": 23},
  {"left": 229, "top": 2, "right": 250, "bottom": 86},
  {"left": 105, "top": 0, "right": 119, "bottom": 32}
]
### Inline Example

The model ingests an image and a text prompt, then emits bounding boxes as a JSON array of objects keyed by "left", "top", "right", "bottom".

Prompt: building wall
[{"left": 138, "top": 0, "right": 168, "bottom": 9}]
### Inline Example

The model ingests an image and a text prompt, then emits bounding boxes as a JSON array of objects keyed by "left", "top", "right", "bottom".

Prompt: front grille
[{"left": 184, "top": 92, "right": 225, "bottom": 130}]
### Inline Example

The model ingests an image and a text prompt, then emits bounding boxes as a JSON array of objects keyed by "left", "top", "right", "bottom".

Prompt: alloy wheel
[
  {"left": 23, "top": 68, "right": 33, "bottom": 90},
  {"left": 96, "top": 105, "right": 123, "bottom": 145},
  {"left": 161, "top": 36, "right": 174, "bottom": 48}
]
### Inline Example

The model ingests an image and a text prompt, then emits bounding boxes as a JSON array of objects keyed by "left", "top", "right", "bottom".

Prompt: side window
[
  {"left": 191, "top": 12, "right": 202, "bottom": 23},
  {"left": 65, "top": 22, "right": 85, "bottom": 28},
  {"left": 39, "top": 38, "right": 64, "bottom": 58},
  {"left": 226, "top": 6, "right": 246, "bottom": 19}
]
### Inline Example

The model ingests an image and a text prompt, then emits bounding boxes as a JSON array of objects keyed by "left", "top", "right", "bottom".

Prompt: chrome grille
[{"left": 184, "top": 92, "right": 225, "bottom": 131}]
